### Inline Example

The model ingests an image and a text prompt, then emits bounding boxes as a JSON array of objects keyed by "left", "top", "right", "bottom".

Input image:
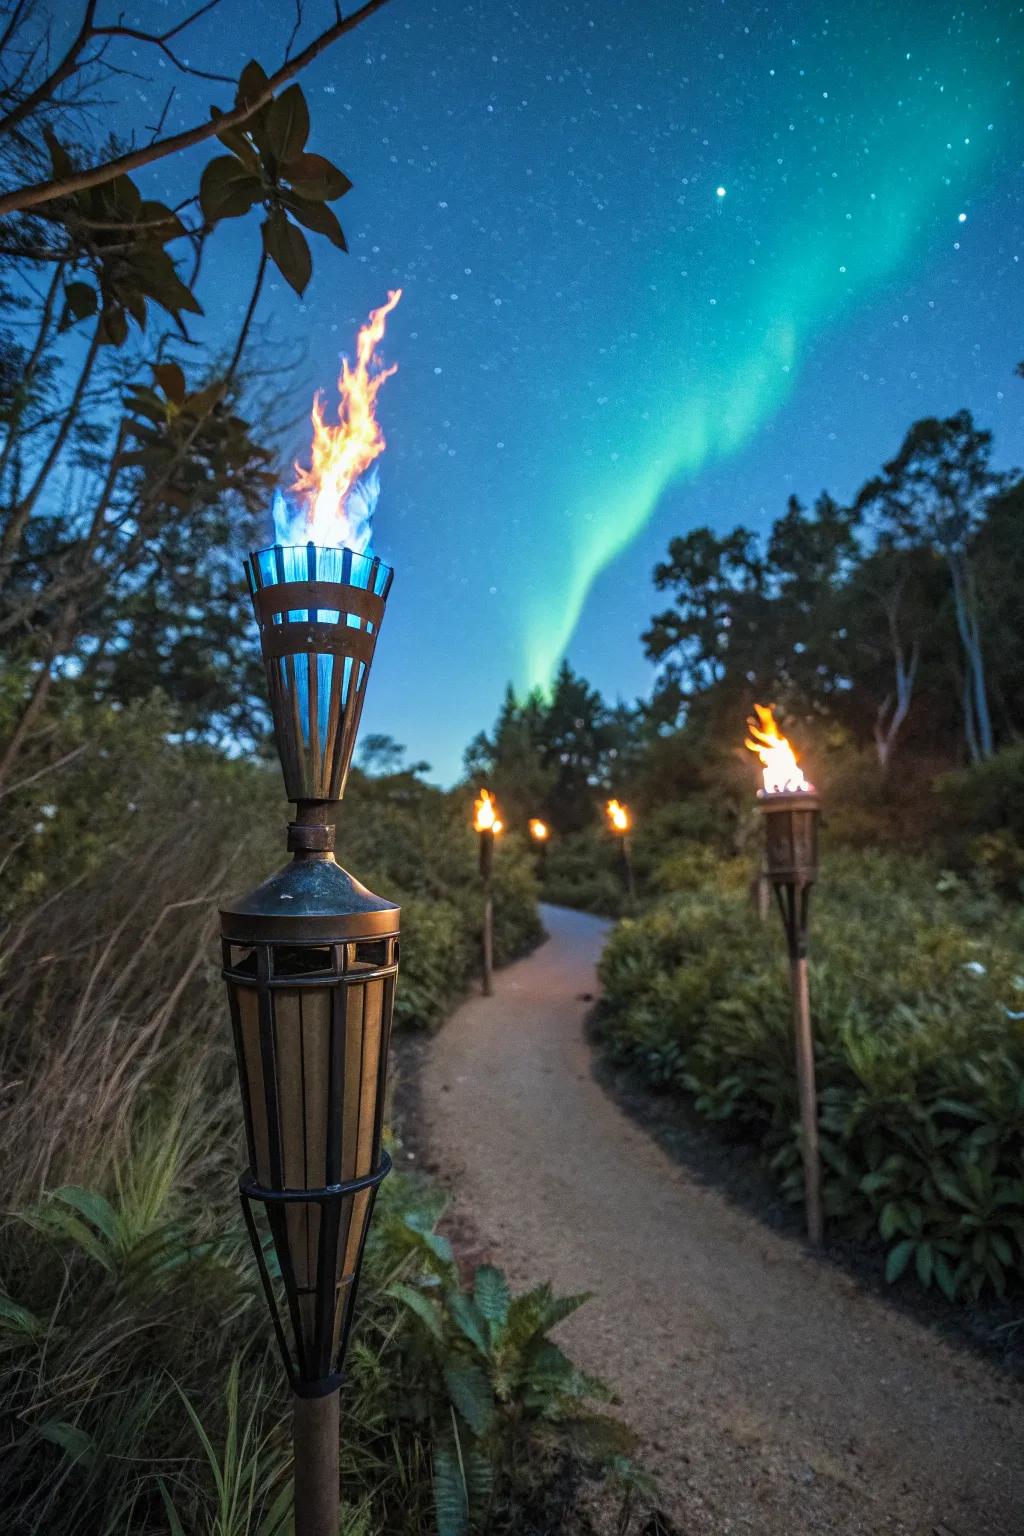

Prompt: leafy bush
[
  {"left": 541, "top": 828, "right": 628, "bottom": 916},
  {"left": 936, "top": 745, "right": 1024, "bottom": 896},
  {"left": 0, "top": 699, "right": 574, "bottom": 1534},
  {"left": 596, "top": 849, "right": 1024, "bottom": 1302}
]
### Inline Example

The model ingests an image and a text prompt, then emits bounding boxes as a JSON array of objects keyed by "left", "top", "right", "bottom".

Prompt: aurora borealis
[{"left": 126, "top": 1, "right": 1024, "bottom": 778}]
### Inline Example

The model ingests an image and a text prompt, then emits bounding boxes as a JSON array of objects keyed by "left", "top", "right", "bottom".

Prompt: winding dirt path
[{"left": 417, "top": 905, "right": 1024, "bottom": 1536}]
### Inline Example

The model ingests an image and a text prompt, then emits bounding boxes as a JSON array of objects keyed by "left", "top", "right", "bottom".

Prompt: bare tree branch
[
  {"left": 94, "top": 2, "right": 234, "bottom": 85},
  {"left": 0, "top": 0, "right": 392, "bottom": 215},
  {"left": 0, "top": 1, "right": 99, "bottom": 139}
]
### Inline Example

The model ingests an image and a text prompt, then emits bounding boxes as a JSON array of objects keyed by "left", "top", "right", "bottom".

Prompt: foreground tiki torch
[
  {"left": 606, "top": 798, "right": 636, "bottom": 908},
  {"left": 474, "top": 789, "right": 502, "bottom": 996},
  {"left": 529, "top": 817, "right": 549, "bottom": 879},
  {"left": 220, "top": 294, "right": 402, "bottom": 1534},
  {"left": 745, "top": 705, "right": 822, "bottom": 1248}
]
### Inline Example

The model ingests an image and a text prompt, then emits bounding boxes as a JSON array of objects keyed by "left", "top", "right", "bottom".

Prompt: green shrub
[
  {"left": 0, "top": 699, "right": 565, "bottom": 1533},
  {"left": 596, "top": 849, "right": 1024, "bottom": 1302},
  {"left": 936, "top": 746, "right": 1024, "bottom": 896}
]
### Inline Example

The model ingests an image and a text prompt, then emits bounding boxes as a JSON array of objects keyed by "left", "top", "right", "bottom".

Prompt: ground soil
[{"left": 409, "top": 904, "right": 1024, "bottom": 1536}]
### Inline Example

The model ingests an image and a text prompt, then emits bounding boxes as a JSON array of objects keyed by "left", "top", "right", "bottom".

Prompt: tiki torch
[
  {"left": 745, "top": 705, "right": 823, "bottom": 1248},
  {"left": 220, "top": 293, "right": 402, "bottom": 1535},
  {"left": 474, "top": 789, "right": 502, "bottom": 997},
  {"left": 606, "top": 798, "right": 636, "bottom": 908},
  {"left": 529, "top": 817, "right": 549, "bottom": 879}
]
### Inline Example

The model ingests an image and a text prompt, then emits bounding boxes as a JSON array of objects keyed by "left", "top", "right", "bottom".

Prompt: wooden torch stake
[
  {"left": 480, "top": 827, "right": 494, "bottom": 996},
  {"left": 790, "top": 952, "right": 823, "bottom": 1247},
  {"left": 482, "top": 888, "right": 494, "bottom": 996},
  {"left": 293, "top": 1390, "right": 340, "bottom": 1536},
  {"left": 622, "top": 834, "right": 637, "bottom": 909}
]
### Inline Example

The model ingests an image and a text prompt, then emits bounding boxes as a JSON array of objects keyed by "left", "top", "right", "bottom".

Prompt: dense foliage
[
  {"left": 595, "top": 851, "right": 1024, "bottom": 1303},
  {"left": 0, "top": 698, "right": 643, "bottom": 1535}
]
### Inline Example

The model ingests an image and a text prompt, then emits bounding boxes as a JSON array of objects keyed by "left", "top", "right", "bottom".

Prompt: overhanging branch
[{"left": 0, "top": 0, "right": 392, "bottom": 217}]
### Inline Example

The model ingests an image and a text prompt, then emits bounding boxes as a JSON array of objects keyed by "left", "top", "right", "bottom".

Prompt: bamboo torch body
[
  {"left": 474, "top": 791, "right": 501, "bottom": 998},
  {"left": 606, "top": 800, "right": 634, "bottom": 910}
]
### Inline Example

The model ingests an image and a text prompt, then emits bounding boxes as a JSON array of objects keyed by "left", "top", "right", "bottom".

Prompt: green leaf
[
  {"left": 433, "top": 1441, "right": 468, "bottom": 1536},
  {"left": 64, "top": 281, "right": 97, "bottom": 321},
  {"left": 98, "top": 303, "right": 128, "bottom": 348},
  {"left": 445, "top": 1291, "right": 489, "bottom": 1356},
  {"left": 157, "top": 1480, "right": 188, "bottom": 1536},
  {"left": 52, "top": 1185, "right": 119, "bottom": 1244},
  {"left": 262, "top": 209, "right": 311, "bottom": 295},
  {"left": 138, "top": 199, "right": 186, "bottom": 241},
  {"left": 236, "top": 60, "right": 270, "bottom": 111},
  {"left": 152, "top": 362, "right": 186, "bottom": 404},
  {"left": 443, "top": 1360, "right": 495, "bottom": 1436},
  {"left": 885, "top": 1239, "right": 915, "bottom": 1284},
  {"left": 131, "top": 250, "right": 203, "bottom": 317},
  {"left": 388, "top": 1282, "right": 443, "bottom": 1342},
  {"left": 934, "top": 1254, "right": 959, "bottom": 1302},
  {"left": 210, "top": 108, "right": 260, "bottom": 169},
  {"left": 473, "top": 1265, "right": 510, "bottom": 1330},
  {"left": 37, "top": 1420, "right": 96, "bottom": 1466},
  {"left": 282, "top": 194, "right": 347, "bottom": 250},
  {"left": 265, "top": 84, "right": 310, "bottom": 163},
  {"left": 915, "top": 1242, "right": 934, "bottom": 1289},
  {"left": 200, "top": 155, "right": 263, "bottom": 222},
  {"left": 0, "top": 1294, "right": 45, "bottom": 1338},
  {"left": 283, "top": 152, "right": 351, "bottom": 202}
]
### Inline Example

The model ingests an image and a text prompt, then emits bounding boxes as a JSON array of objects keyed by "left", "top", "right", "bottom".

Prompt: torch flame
[
  {"left": 607, "top": 798, "right": 630, "bottom": 833},
  {"left": 745, "top": 705, "right": 814, "bottom": 794},
  {"left": 529, "top": 818, "right": 549, "bottom": 841},
  {"left": 273, "top": 289, "right": 402, "bottom": 553},
  {"left": 474, "top": 789, "right": 503, "bottom": 834}
]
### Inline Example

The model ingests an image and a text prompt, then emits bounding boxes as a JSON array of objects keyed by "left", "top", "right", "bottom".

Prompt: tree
[
  {"left": 0, "top": 4, "right": 388, "bottom": 787},
  {"left": 537, "top": 661, "right": 616, "bottom": 831},
  {"left": 856, "top": 412, "right": 1001, "bottom": 761},
  {"left": 642, "top": 526, "right": 764, "bottom": 722}
]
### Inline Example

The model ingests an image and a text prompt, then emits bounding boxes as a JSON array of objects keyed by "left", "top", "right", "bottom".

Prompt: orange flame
[
  {"left": 606, "top": 798, "right": 630, "bottom": 833},
  {"left": 290, "top": 289, "right": 402, "bottom": 548},
  {"left": 474, "top": 789, "right": 503, "bottom": 834},
  {"left": 529, "top": 818, "right": 549, "bottom": 841},
  {"left": 745, "top": 705, "right": 814, "bottom": 794}
]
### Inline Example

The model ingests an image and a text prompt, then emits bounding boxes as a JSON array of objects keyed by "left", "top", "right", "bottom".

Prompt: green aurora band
[{"left": 520, "top": 10, "right": 1014, "bottom": 692}]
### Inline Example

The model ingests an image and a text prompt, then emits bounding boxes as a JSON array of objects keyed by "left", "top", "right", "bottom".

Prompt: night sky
[{"left": 118, "top": 1, "right": 1024, "bottom": 780}]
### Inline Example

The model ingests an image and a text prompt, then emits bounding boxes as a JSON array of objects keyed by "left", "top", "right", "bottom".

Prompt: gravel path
[{"left": 417, "top": 904, "right": 1024, "bottom": 1536}]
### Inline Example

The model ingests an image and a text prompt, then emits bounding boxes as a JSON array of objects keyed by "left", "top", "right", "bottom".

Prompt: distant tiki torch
[
  {"left": 529, "top": 817, "right": 549, "bottom": 879},
  {"left": 745, "top": 705, "right": 823, "bottom": 1248},
  {"left": 606, "top": 798, "right": 636, "bottom": 908},
  {"left": 474, "top": 789, "right": 503, "bottom": 996}
]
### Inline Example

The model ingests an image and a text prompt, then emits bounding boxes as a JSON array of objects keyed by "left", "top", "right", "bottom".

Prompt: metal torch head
[
  {"left": 246, "top": 543, "right": 394, "bottom": 806},
  {"left": 758, "top": 790, "right": 820, "bottom": 887},
  {"left": 221, "top": 856, "right": 400, "bottom": 1395}
]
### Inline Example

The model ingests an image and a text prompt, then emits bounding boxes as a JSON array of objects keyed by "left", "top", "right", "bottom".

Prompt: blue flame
[{"left": 271, "top": 468, "right": 381, "bottom": 556}]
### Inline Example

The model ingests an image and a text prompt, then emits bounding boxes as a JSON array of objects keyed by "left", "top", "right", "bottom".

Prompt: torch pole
[
  {"left": 621, "top": 833, "right": 636, "bottom": 910},
  {"left": 480, "top": 827, "right": 494, "bottom": 997},
  {"left": 778, "top": 882, "right": 823, "bottom": 1248},
  {"left": 292, "top": 1390, "right": 340, "bottom": 1536}
]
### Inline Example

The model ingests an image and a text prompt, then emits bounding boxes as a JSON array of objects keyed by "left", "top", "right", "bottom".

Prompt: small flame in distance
[
  {"left": 745, "top": 705, "right": 814, "bottom": 794},
  {"left": 607, "top": 798, "right": 630, "bottom": 833},
  {"left": 273, "top": 289, "right": 402, "bottom": 553},
  {"left": 529, "top": 818, "right": 549, "bottom": 841},
  {"left": 474, "top": 789, "right": 503, "bottom": 834}
]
